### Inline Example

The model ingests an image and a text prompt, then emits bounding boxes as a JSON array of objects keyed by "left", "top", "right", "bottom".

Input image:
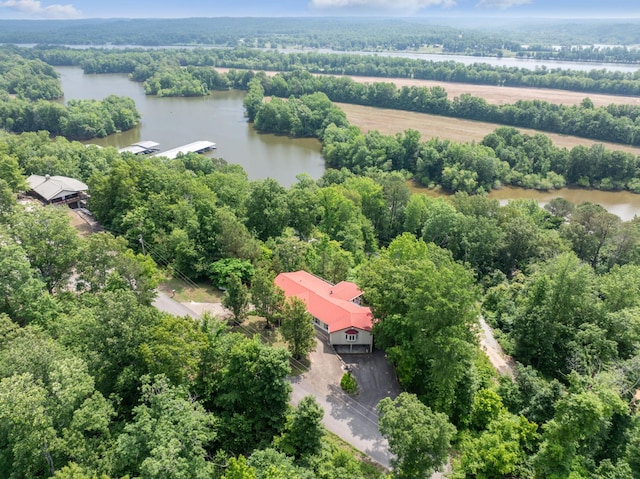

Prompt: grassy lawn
[{"left": 158, "top": 277, "right": 224, "bottom": 303}]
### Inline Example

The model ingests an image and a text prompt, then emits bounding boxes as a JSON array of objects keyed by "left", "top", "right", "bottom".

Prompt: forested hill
[
  {"left": 1, "top": 17, "right": 640, "bottom": 62},
  {"left": 0, "top": 17, "right": 493, "bottom": 48}
]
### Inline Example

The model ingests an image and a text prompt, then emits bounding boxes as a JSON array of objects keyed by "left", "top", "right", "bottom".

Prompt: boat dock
[
  {"left": 154, "top": 141, "right": 217, "bottom": 160},
  {"left": 118, "top": 140, "right": 161, "bottom": 155}
]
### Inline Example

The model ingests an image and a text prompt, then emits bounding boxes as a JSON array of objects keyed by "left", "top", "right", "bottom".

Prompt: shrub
[{"left": 340, "top": 371, "right": 358, "bottom": 395}]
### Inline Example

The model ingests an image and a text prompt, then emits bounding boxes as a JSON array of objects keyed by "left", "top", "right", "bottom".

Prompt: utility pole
[{"left": 138, "top": 233, "right": 145, "bottom": 256}]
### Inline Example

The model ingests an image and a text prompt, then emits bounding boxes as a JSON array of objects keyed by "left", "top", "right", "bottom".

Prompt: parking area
[{"left": 289, "top": 338, "right": 401, "bottom": 469}]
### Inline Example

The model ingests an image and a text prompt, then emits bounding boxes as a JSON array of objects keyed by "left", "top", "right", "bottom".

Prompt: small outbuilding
[
  {"left": 275, "top": 270, "right": 374, "bottom": 353},
  {"left": 26, "top": 174, "right": 88, "bottom": 208}
]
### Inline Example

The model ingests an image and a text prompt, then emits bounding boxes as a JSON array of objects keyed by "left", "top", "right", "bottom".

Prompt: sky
[{"left": 0, "top": 0, "right": 637, "bottom": 19}]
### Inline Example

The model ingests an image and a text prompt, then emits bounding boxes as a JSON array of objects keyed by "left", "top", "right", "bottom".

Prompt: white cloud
[
  {"left": 0, "top": 0, "right": 82, "bottom": 18},
  {"left": 476, "top": 0, "right": 532, "bottom": 8},
  {"left": 310, "top": 0, "right": 457, "bottom": 12}
]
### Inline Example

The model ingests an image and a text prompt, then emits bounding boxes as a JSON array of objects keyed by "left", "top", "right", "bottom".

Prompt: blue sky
[{"left": 0, "top": 0, "right": 637, "bottom": 19}]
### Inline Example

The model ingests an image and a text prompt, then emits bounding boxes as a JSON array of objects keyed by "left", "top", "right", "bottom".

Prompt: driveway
[
  {"left": 289, "top": 338, "right": 401, "bottom": 469},
  {"left": 152, "top": 297, "right": 401, "bottom": 470},
  {"left": 478, "top": 316, "right": 515, "bottom": 378},
  {"left": 152, "top": 291, "right": 201, "bottom": 319}
]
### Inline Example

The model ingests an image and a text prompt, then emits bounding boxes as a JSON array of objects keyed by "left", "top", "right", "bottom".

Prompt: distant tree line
[
  {"left": 2, "top": 17, "right": 640, "bottom": 63},
  {"left": 0, "top": 18, "right": 531, "bottom": 55},
  {"left": 254, "top": 70, "right": 640, "bottom": 146},
  {"left": 519, "top": 44, "right": 640, "bottom": 64},
  {"left": 245, "top": 75, "right": 640, "bottom": 194},
  {"left": 20, "top": 45, "right": 640, "bottom": 96}
]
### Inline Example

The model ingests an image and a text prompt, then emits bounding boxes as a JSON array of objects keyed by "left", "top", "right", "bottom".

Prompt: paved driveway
[
  {"left": 152, "top": 297, "right": 402, "bottom": 470},
  {"left": 152, "top": 291, "right": 201, "bottom": 319},
  {"left": 289, "top": 338, "right": 401, "bottom": 469}
]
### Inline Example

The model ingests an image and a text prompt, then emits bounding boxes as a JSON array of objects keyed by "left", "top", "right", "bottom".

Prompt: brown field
[
  {"left": 216, "top": 67, "right": 640, "bottom": 107},
  {"left": 217, "top": 66, "right": 640, "bottom": 153},
  {"left": 337, "top": 102, "right": 640, "bottom": 155},
  {"left": 329, "top": 74, "right": 640, "bottom": 108}
]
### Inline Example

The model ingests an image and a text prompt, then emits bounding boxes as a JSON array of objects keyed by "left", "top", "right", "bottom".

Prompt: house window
[
  {"left": 345, "top": 329, "right": 359, "bottom": 342},
  {"left": 314, "top": 318, "right": 329, "bottom": 331}
]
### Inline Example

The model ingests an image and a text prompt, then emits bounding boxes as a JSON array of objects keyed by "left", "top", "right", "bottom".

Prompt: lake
[
  {"left": 56, "top": 66, "right": 325, "bottom": 187},
  {"left": 57, "top": 66, "right": 640, "bottom": 220}
]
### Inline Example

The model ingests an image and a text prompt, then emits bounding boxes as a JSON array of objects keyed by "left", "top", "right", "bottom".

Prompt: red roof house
[{"left": 275, "top": 271, "right": 374, "bottom": 353}]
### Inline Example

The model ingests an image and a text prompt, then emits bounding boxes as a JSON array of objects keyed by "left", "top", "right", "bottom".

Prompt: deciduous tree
[
  {"left": 113, "top": 375, "right": 216, "bottom": 479},
  {"left": 280, "top": 296, "right": 316, "bottom": 360},
  {"left": 223, "top": 273, "right": 250, "bottom": 323},
  {"left": 358, "top": 234, "right": 480, "bottom": 421},
  {"left": 276, "top": 395, "right": 324, "bottom": 459},
  {"left": 378, "top": 392, "right": 456, "bottom": 479},
  {"left": 11, "top": 205, "right": 79, "bottom": 292},
  {"left": 250, "top": 267, "right": 285, "bottom": 328}
]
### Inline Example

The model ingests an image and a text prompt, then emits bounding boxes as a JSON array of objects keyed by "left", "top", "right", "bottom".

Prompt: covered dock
[
  {"left": 118, "top": 141, "right": 161, "bottom": 155},
  {"left": 154, "top": 141, "right": 216, "bottom": 160}
]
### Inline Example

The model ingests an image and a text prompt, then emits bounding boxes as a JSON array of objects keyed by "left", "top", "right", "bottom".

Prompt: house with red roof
[{"left": 274, "top": 270, "right": 374, "bottom": 353}]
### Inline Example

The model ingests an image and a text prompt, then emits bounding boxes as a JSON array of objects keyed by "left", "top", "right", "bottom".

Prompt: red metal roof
[
  {"left": 274, "top": 271, "right": 373, "bottom": 333},
  {"left": 331, "top": 281, "right": 364, "bottom": 301}
]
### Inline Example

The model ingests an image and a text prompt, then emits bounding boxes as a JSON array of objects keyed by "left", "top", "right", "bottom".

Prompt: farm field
[
  {"left": 216, "top": 67, "right": 640, "bottom": 107},
  {"left": 337, "top": 102, "right": 640, "bottom": 154},
  {"left": 329, "top": 74, "right": 640, "bottom": 107}
]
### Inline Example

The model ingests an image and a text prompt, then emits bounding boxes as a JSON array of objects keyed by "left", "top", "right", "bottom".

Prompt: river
[
  {"left": 56, "top": 67, "right": 325, "bottom": 187},
  {"left": 57, "top": 66, "right": 640, "bottom": 220},
  {"left": 276, "top": 48, "right": 640, "bottom": 73},
  {"left": 45, "top": 44, "right": 640, "bottom": 73}
]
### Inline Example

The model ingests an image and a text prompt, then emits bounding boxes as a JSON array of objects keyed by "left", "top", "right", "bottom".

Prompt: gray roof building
[{"left": 27, "top": 174, "right": 88, "bottom": 206}]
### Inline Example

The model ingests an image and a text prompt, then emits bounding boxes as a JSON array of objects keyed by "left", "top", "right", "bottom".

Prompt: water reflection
[
  {"left": 56, "top": 67, "right": 325, "bottom": 187},
  {"left": 56, "top": 66, "right": 640, "bottom": 219},
  {"left": 409, "top": 183, "right": 640, "bottom": 221}
]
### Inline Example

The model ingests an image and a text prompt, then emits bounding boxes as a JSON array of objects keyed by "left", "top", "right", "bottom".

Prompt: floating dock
[
  {"left": 154, "top": 141, "right": 216, "bottom": 160},
  {"left": 118, "top": 141, "right": 161, "bottom": 155}
]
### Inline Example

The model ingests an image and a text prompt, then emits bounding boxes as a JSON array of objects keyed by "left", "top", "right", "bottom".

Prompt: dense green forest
[
  {"left": 1, "top": 17, "right": 640, "bottom": 63},
  {"left": 0, "top": 94, "right": 140, "bottom": 139},
  {"left": 2, "top": 28, "right": 640, "bottom": 478},
  {"left": 0, "top": 51, "right": 62, "bottom": 100},
  {"left": 242, "top": 76, "right": 640, "bottom": 193},
  {"left": 2, "top": 122, "right": 640, "bottom": 477},
  {"left": 16, "top": 45, "right": 640, "bottom": 95}
]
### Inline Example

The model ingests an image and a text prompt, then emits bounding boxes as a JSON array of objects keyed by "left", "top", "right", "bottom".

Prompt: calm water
[
  {"left": 487, "top": 186, "right": 640, "bottom": 221},
  {"left": 56, "top": 67, "right": 325, "bottom": 187},
  {"left": 277, "top": 48, "right": 640, "bottom": 73},
  {"left": 45, "top": 44, "right": 639, "bottom": 73},
  {"left": 409, "top": 184, "right": 640, "bottom": 221},
  {"left": 57, "top": 66, "right": 640, "bottom": 220}
]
